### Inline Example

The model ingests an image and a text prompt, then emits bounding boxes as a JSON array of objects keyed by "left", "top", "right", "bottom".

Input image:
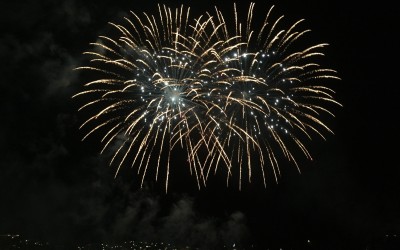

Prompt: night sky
[{"left": 1, "top": 0, "right": 399, "bottom": 249}]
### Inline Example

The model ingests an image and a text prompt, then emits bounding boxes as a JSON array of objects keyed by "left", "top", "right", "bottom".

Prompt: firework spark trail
[{"left": 74, "top": 3, "right": 341, "bottom": 192}]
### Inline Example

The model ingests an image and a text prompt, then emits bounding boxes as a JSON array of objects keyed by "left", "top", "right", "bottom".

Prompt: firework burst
[{"left": 74, "top": 3, "right": 341, "bottom": 191}]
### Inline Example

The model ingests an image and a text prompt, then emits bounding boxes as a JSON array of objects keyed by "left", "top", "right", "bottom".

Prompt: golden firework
[{"left": 74, "top": 3, "right": 341, "bottom": 192}]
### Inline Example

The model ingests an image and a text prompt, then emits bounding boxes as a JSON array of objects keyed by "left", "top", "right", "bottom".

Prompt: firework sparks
[{"left": 74, "top": 3, "right": 341, "bottom": 192}]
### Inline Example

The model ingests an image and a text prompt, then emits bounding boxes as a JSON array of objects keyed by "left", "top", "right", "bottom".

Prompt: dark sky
[{"left": 1, "top": 0, "right": 399, "bottom": 249}]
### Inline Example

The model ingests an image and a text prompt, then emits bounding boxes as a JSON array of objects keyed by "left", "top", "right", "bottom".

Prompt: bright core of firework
[{"left": 73, "top": 3, "right": 341, "bottom": 192}]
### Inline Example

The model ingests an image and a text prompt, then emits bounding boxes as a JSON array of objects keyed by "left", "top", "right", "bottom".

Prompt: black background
[{"left": 1, "top": 0, "right": 398, "bottom": 249}]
